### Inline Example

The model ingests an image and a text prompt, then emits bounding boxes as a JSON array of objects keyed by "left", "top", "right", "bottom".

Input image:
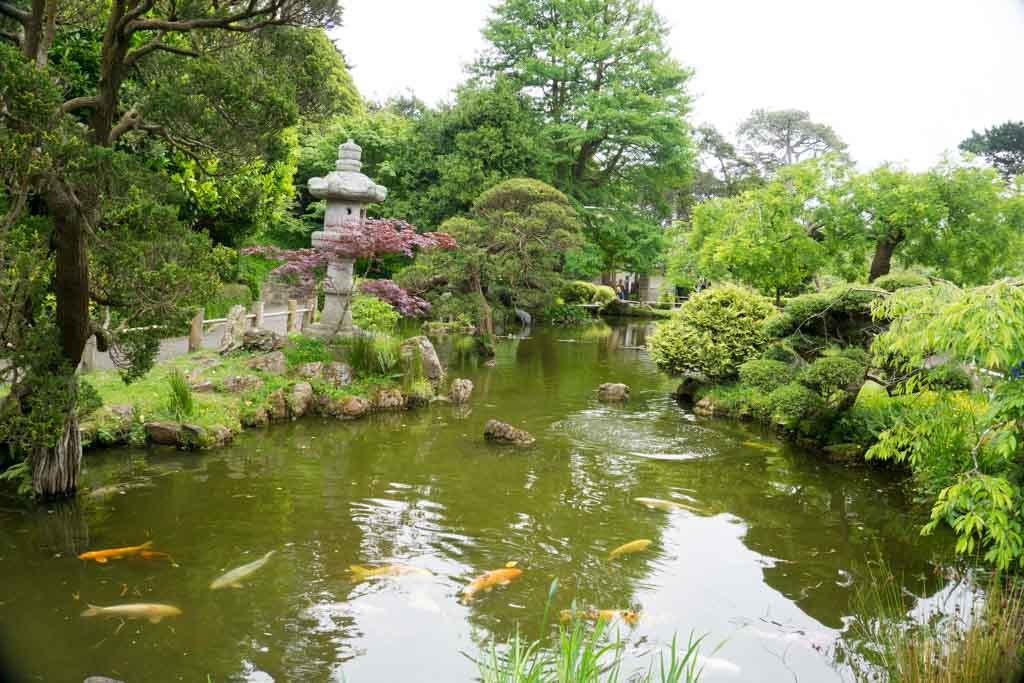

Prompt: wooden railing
[{"left": 188, "top": 296, "right": 318, "bottom": 352}]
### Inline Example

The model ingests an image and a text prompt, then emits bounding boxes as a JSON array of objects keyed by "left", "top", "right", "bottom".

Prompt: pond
[{"left": 0, "top": 323, "right": 954, "bottom": 682}]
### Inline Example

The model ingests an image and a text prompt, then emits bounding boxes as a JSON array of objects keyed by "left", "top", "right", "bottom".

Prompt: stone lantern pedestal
[{"left": 306, "top": 139, "right": 387, "bottom": 337}]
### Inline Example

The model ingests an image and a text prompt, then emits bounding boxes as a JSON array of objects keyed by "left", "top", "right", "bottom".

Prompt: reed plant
[
  {"left": 477, "top": 581, "right": 707, "bottom": 683},
  {"left": 166, "top": 369, "right": 194, "bottom": 420},
  {"left": 846, "top": 565, "right": 1024, "bottom": 683}
]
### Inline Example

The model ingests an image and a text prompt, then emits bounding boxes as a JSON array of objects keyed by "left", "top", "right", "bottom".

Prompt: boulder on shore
[
  {"left": 448, "top": 378, "right": 474, "bottom": 404},
  {"left": 399, "top": 336, "right": 445, "bottom": 389},
  {"left": 288, "top": 382, "right": 314, "bottom": 417},
  {"left": 267, "top": 388, "right": 288, "bottom": 420},
  {"left": 221, "top": 374, "right": 264, "bottom": 393},
  {"left": 340, "top": 395, "right": 372, "bottom": 418},
  {"left": 375, "top": 388, "right": 406, "bottom": 411},
  {"left": 218, "top": 305, "right": 249, "bottom": 353},
  {"left": 144, "top": 421, "right": 181, "bottom": 445},
  {"left": 245, "top": 351, "right": 287, "bottom": 375},
  {"left": 484, "top": 419, "right": 535, "bottom": 445},
  {"left": 597, "top": 383, "right": 630, "bottom": 402}
]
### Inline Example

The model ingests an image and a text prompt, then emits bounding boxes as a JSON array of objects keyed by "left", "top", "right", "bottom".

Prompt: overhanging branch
[{"left": 0, "top": 0, "right": 27, "bottom": 23}]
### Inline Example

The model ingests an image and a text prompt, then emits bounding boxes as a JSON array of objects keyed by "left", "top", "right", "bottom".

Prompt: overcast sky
[{"left": 334, "top": 1, "right": 1024, "bottom": 170}]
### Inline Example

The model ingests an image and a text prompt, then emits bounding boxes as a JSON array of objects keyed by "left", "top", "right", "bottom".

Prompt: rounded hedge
[
  {"left": 872, "top": 271, "right": 930, "bottom": 292},
  {"left": 562, "top": 280, "right": 598, "bottom": 304},
  {"left": 766, "top": 382, "right": 825, "bottom": 427},
  {"left": 592, "top": 284, "right": 616, "bottom": 306},
  {"left": 738, "top": 359, "right": 797, "bottom": 393},
  {"left": 648, "top": 284, "right": 774, "bottom": 379},
  {"left": 798, "top": 356, "right": 866, "bottom": 395}
]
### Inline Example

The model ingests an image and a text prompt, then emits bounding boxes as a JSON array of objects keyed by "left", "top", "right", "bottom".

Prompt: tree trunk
[
  {"left": 31, "top": 408, "right": 81, "bottom": 497},
  {"left": 868, "top": 236, "right": 901, "bottom": 282},
  {"left": 31, "top": 190, "right": 92, "bottom": 497},
  {"left": 471, "top": 270, "right": 495, "bottom": 355}
]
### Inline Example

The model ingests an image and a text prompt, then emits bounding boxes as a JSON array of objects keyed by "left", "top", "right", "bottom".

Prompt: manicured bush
[
  {"left": 766, "top": 382, "right": 824, "bottom": 428},
  {"left": 872, "top": 271, "right": 930, "bottom": 292},
  {"left": 538, "top": 302, "right": 589, "bottom": 326},
  {"left": 562, "top": 280, "right": 599, "bottom": 304},
  {"left": 697, "top": 383, "right": 770, "bottom": 419},
  {"left": 591, "top": 284, "right": 616, "bottom": 306},
  {"left": 351, "top": 293, "right": 400, "bottom": 333},
  {"left": 760, "top": 343, "right": 801, "bottom": 365},
  {"left": 738, "top": 359, "right": 797, "bottom": 393},
  {"left": 765, "top": 286, "right": 883, "bottom": 344},
  {"left": 838, "top": 346, "right": 872, "bottom": 366},
  {"left": 798, "top": 356, "right": 866, "bottom": 395},
  {"left": 648, "top": 284, "right": 774, "bottom": 379}
]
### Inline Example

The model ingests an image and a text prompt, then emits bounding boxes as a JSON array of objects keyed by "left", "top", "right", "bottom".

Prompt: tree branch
[
  {"left": 118, "top": 0, "right": 154, "bottom": 31},
  {"left": 0, "top": 0, "right": 27, "bottom": 23},
  {"left": 62, "top": 96, "right": 101, "bottom": 114},
  {"left": 125, "top": 2, "right": 288, "bottom": 35},
  {"left": 0, "top": 27, "right": 19, "bottom": 45},
  {"left": 124, "top": 35, "right": 200, "bottom": 65},
  {"left": 108, "top": 105, "right": 140, "bottom": 142}
]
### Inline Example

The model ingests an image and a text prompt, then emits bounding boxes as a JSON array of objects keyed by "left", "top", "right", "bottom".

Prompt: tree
[
  {"left": 474, "top": 0, "right": 695, "bottom": 274},
  {"left": 737, "top": 109, "right": 847, "bottom": 174},
  {"left": 823, "top": 162, "right": 1020, "bottom": 283},
  {"left": 960, "top": 121, "right": 1024, "bottom": 181},
  {"left": 687, "top": 160, "right": 831, "bottom": 301},
  {"left": 402, "top": 179, "right": 582, "bottom": 348},
  {"left": 0, "top": 0, "right": 344, "bottom": 496}
]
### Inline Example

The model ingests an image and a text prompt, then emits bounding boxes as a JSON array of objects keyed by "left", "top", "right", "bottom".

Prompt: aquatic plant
[
  {"left": 166, "top": 369, "right": 195, "bottom": 421},
  {"left": 477, "top": 619, "right": 707, "bottom": 683},
  {"left": 843, "top": 565, "right": 1024, "bottom": 683},
  {"left": 341, "top": 334, "right": 400, "bottom": 377}
]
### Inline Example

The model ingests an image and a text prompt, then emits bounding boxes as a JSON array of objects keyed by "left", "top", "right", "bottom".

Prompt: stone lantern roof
[{"left": 307, "top": 139, "right": 387, "bottom": 204}]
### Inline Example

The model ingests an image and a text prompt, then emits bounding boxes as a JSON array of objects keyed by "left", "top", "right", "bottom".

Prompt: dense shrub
[
  {"left": 738, "top": 359, "right": 797, "bottom": 393},
  {"left": 838, "top": 346, "right": 872, "bottom": 366},
  {"left": 697, "top": 383, "right": 769, "bottom": 419},
  {"left": 766, "top": 382, "right": 825, "bottom": 428},
  {"left": 872, "top": 271, "right": 930, "bottom": 292},
  {"left": 351, "top": 294, "right": 400, "bottom": 333},
  {"left": 538, "top": 302, "right": 589, "bottom": 325},
  {"left": 920, "top": 364, "right": 973, "bottom": 391},
  {"left": 765, "top": 286, "right": 883, "bottom": 346},
  {"left": 760, "top": 343, "right": 802, "bottom": 365},
  {"left": 648, "top": 284, "right": 774, "bottom": 379},
  {"left": 592, "top": 285, "right": 616, "bottom": 306},
  {"left": 562, "top": 280, "right": 599, "bottom": 304},
  {"left": 799, "top": 356, "right": 866, "bottom": 395}
]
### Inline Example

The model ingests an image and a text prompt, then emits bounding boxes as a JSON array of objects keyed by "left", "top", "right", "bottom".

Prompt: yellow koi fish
[
  {"left": 78, "top": 541, "right": 153, "bottom": 564},
  {"left": 80, "top": 603, "right": 182, "bottom": 624},
  {"left": 741, "top": 440, "right": 779, "bottom": 452},
  {"left": 560, "top": 608, "right": 640, "bottom": 625},
  {"left": 634, "top": 497, "right": 706, "bottom": 514},
  {"left": 350, "top": 564, "right": 433, "bottom": 581},
  {"left": 608, "top": 539, "right": 652, "bottom": 561},
  {"left": 137, "top": 550, "right": 175, "bottom": 562},
  {"left": 463, "top": 562, "right": 522, "bottom": 600}
]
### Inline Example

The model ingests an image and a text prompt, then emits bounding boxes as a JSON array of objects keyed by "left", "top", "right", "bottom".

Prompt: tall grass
[
  {"left": 845, "top": 565, "right": 1024, "bottom": 683},
  {"left": 166, "top": 369, "right": 194, "bottom": 421},
  {"left": 340, "top": 333, "right": 400, "bottom": 377}
]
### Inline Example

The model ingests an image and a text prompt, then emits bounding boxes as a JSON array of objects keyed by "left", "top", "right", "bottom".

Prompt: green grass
[{"left": 166, "top": 369, "right": 195, "bottom": 421}]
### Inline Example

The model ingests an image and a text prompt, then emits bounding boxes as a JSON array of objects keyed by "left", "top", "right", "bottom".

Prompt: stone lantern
[{"left": 307, "top": 139, "right": 387, "bottom": 337}]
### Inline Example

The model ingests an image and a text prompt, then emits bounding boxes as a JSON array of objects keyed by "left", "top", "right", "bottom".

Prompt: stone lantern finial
[{"left": 336, "top": 139, "right": 363, "bottom": 172}]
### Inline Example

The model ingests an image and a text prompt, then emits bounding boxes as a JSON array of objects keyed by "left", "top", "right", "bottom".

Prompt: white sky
[{"left": 334, "top": 0, "right": 1024, "bottom": 170}]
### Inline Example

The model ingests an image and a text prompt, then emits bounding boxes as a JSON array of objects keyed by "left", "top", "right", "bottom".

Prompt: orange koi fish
[
  {"left": 138, "top": 550, "right": 175, "bottom": 562},
  {"left": 463, "top": 562, "right": 522, "bottom": 600},
  {"left": 78, "top": 541, "right": 153, "bottom": 564},
  {"left": 560, "top": 608, "right": 640, "bottom": 625}
]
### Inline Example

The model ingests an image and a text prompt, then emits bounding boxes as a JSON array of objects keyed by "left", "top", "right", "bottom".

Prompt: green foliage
[
  {"left": 697, "top": 383, "right": 770, "bottom": 420},
  {"left": 798, "top": 357, "right": 865, "bottom": 396},
  {"left": 538, "top": 303, "right": 589, "bottom": 326},
  {"left": 591, "top": 285, "right": 616, "bottom": 306},
  {"left": 648, "top": 284, "right": 774, "bottom": 379},
  {"left": 562, "top": 281, "right": 599, "bottom": 304},
  {"left": 960, "top": 120, "right": 1024, "bottom": 180},
  {"left": 738, "top": 359, "right": 797, "bottom": 393},
  {"left": 341, "top": 334, "right": 401, "bottom": 377},
  {"left": 763, "top": 286, "right": 883, "bottom": 347},
  {"left": 165, "top": 370, "right": 195, "bottom": 421},
  {"left": 351, "top": 293, "right": 400, "bottom": 334},
  {"left": 737, "top": 109, "right": 848, "bottom": 174},
  {"left": 759, "top": 343, "right": 801, "bottom": 365},
  {"left": 205, "top": 284, "right": 253, "bottom": 320},
  {"left": 688, "top": 159, "right": 833, "bottom": 299},
  {"left": 765, "top": 382, "right": 825, "bottom": 429},
  {"left": 281, "top": 335, "right": 331, "bottom": 367},
  {"left": 837, "top": 346, "right": 872, "bottom": 366},
  {"left": 871, "top": 271, "right": 930, "bottom": 292}
]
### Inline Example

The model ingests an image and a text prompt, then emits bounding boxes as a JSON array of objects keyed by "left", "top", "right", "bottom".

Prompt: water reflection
[{"left": 0, "top": 323, "right": 954, "bottom": 682}]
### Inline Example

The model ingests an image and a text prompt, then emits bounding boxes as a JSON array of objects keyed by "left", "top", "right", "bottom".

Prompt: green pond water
[{"left": 0, "top": 323, "right": 955, "bottom": 682}]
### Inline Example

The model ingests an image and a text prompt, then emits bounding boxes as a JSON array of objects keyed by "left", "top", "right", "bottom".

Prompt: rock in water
[
  {"left": 218, "top": 305, "right": 248, "bottom": 353},
  {"left": 375, "top": 389, "right": 406, "bottom": 411},
  {"left": 484, "top": 419, "right": 535, "bottom": 445},
  {"left": 597, "top": 383, "right": 630, "bottom": 402},
  {"left": 340, "top": 396, "right": 371, "bottom": 418},
  {"left": 448, "top": 378, "right": 474, "bottom": 404},
  {"left": 288, "top": 382, "right": 314, "bottom": 417},
  {"left": 399, "top": 336, "right": 445, "bottom": 390}
]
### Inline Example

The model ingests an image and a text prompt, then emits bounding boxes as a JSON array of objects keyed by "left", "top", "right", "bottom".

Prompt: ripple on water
[{"left": 553, "top": 400, "right": 717, "bottom": 461}]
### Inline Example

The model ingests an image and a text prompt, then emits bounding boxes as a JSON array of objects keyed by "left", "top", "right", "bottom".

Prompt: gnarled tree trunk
[
  {"left": 868, "top": 235, "right": 902, "bottom": 282},
  {"left": 31, "top": 407, "right": 82, "bottom": 497}
]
